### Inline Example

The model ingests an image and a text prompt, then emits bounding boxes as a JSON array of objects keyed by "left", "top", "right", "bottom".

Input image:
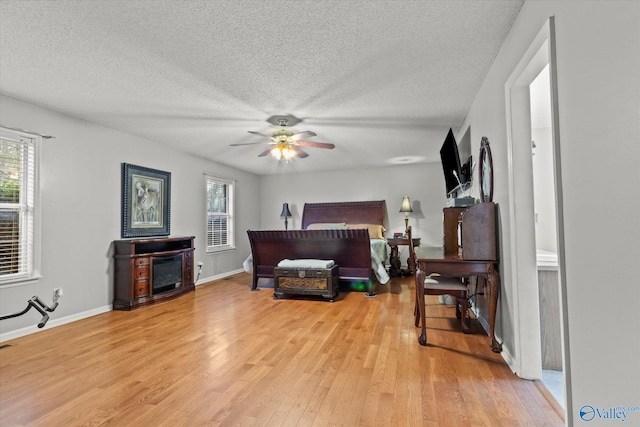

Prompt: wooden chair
[{"left": 407, "top": 226, "right": 470, "bottom": 346}]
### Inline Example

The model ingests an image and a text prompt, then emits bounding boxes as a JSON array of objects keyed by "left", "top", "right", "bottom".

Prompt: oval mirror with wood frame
[{"left": 479, "top": 137, "right": 493, "bottom": 203}]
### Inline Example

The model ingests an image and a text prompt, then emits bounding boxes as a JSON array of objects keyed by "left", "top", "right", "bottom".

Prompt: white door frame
[{"left": 504, "top": 17, "right": 571, "bottom": 421}]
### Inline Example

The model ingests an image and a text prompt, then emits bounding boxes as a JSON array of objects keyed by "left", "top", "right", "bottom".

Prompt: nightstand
[{"left": 387, "top": 236, "right": 421, "bottom": 276}]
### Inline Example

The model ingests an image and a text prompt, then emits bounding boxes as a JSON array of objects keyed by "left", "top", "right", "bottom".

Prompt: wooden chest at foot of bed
[{"left": 274, "top": 265, "right": 339, "bottom": 302}]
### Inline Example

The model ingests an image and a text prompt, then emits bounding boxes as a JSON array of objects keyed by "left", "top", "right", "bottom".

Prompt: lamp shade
[
  {"left": 399, "top": 196, "right": 413, "bottom": 213},
  {"left": 280, "top": 202, "right": 292, "bottom": 218}
]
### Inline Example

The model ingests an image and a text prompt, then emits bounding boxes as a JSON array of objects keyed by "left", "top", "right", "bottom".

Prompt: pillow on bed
[
  {"left": 347, "top": 223, "right": 386, "bottom": 239},
  {"left": 306, "top": 222, "right": 348, "bottom": 230}
]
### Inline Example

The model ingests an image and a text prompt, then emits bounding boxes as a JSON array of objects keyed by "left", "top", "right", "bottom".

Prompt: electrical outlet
[
  {"left": 53, "top": 288, "right": 63, "bottom": 299},
  {"left": 197, "top": 261, "right": 203, "bottom": 267}
]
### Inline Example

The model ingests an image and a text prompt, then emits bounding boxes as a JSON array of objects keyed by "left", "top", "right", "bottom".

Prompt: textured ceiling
[{"left": 0, "top": 0, "right": 524, "bottom": 175}]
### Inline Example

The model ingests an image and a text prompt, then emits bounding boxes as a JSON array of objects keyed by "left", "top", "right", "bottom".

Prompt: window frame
[
  {"left": 205, "top": 174, "right": 235, "bottom": 253},
  {"left": 0, "top": 127, "right": 41, "bottom": 286}
]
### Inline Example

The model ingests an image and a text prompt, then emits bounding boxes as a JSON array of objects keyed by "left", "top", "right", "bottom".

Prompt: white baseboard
[
  {"left": 474, "top": 308, "right": 518, "bottom": 377},
  {"left": 195, "top": 268, "right": 245, "bottom": 286},
  {"left": 500, "top": 340, "right": 518, "bottom": 375}
]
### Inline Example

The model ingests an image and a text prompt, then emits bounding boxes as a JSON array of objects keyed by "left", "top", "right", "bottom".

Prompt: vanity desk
[{"left": 414, "top": 202, "right": 502, "bottom": 352}]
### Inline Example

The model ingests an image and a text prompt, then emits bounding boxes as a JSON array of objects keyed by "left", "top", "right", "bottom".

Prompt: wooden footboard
[{"left": 247, "top": 229, "right": 372, "bottom": 291}]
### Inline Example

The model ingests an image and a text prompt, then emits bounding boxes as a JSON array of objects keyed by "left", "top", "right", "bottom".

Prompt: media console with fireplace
[{"left": 113, "top": 236, "right": 195, "bottom": 310}]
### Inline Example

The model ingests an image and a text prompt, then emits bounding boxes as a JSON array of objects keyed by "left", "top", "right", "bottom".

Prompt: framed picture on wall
[{"left": 121, "top": 163, "right": 171, "bottom": 238}]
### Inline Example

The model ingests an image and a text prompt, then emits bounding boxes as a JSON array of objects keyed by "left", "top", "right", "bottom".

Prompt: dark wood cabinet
[
  {"left": 443, "top": 203, "right": 497, "bottom": 260},
  {"left": 113, "top": 236, "right": 195, "bottom": 310},
  {"left": 443, "top": 207, "right": 468, "bottom": 257}
]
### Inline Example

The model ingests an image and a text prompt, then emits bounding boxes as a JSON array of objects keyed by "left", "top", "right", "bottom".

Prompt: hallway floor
[{"left": 542, "top": 369, "right": 564, "bottom": 409}]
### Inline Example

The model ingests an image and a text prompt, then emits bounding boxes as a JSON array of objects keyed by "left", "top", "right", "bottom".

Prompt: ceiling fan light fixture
[
  {"left": 236, "top": 117, "right": 333, "bottom": 160},
  {"left": 271, "top": 144, "right": 296, "bottom": 161}
]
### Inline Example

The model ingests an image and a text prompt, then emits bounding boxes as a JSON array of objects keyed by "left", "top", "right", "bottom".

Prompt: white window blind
[
  {"left": 206, "top": 175, "right": 235, "bottom": 252},
  {"left": 0, "top": 130, "right": 37, "bottom": 283}
]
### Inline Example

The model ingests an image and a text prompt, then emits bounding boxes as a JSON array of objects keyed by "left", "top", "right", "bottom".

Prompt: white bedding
[
  {"left": 369, "top": 238, "right": 390, "bottom": 284},
  {"left": 243, "top": 239, "right": 390, "bottom": 285},
  {"left": 278, "top": 259, "right": 335, "bottom": 269}
]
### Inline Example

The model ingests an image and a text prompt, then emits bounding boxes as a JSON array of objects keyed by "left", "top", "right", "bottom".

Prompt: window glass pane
[
  {"left": 207, "top": 215, "right": 228, "bottom": 246},
  {"left": 0, "top": 211, "right": 20, "bottom": 275},
  {"left": 0, "top": 139, "right": 21, "bottom": 203},
  {"left": 207, "top": 182, "right": 227, "bottom": 213}
]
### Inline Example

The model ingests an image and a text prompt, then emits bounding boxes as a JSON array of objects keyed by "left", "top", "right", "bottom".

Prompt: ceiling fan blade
[
  {"left": 230, "top": 141, "right": 273, "bottom": 146},
  {"left": 295, "top": 141, "right": 335, "bottom": 149},
  {"left": 257, "top": 148, "right": 273, "bottom": 157},
  {"left": 248, "top": 130, "right": 274, "bottom": 138},
  {"left": 291, "top": 145, "right": 309, "bottom": 158},
  {"left": 290, "top": 131, "right": 317, "bottom": 141}
]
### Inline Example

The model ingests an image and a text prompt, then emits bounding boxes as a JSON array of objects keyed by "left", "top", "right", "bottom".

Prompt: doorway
[
  {"left": 530, "top": 64, "right": 563, "bottom": 407},
  {"left": 505, "top": 17, "right": 571, "bottom": 422}
]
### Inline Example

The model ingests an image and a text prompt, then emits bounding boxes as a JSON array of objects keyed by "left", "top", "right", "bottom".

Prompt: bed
[{"left": 244, "top": 200, "right": 389, "bottom": 291}]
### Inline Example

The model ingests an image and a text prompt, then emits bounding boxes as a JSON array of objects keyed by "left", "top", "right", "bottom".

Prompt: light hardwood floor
[{"left": 0, "top": 274, "right": 563, "bottom": 426}]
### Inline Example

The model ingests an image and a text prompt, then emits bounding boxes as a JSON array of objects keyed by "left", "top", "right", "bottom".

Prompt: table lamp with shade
[
  {"left": 280, "top": 203, "right": 292, "bottom": 230},
  {"left": 399, "top": 196, "right": 413, "bottom": 236}
]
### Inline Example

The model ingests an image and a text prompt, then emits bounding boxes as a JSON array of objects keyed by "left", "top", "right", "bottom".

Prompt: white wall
[
  {"left": 0, "top": 94, "right": 261, "bottom": 340},
  {"left": 462, "top": 1, "right": 640, "bottom": 424}
]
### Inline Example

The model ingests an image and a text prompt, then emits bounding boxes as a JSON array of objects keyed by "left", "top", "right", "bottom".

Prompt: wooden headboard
[{"left": 301, "top": 200, "right": 386, "bottom": 229}]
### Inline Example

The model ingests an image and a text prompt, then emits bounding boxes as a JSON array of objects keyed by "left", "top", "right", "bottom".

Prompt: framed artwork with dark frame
[{"left": 121, "top": 163, "right": 171, "bottom": 238}]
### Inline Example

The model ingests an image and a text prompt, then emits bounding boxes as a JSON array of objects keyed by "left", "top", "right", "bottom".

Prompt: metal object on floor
[{"left": 0, "top": 294, "right": 61, "bottom": 328}]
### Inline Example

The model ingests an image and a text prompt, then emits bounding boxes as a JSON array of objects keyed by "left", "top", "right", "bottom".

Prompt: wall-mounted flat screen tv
[{"left": 439, "top": 128, "right": 464, "bottom": 196}]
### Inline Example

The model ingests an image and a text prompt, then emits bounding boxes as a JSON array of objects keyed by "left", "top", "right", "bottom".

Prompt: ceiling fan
[{"left": 230, "top": 119, "right": 335, "bottom": 160}]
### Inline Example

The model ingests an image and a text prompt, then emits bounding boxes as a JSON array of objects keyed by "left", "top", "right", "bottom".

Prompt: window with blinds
[
  {"left": 0, "top": 129, "right": 39, "bottom": 283},
  {"left": 205, "top": 175, "right": 235, "bottom": 253}
]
